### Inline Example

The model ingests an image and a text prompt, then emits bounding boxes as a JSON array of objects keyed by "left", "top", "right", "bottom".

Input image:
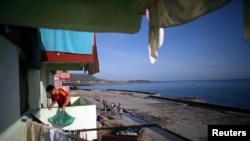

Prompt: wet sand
[{"left": 70, "top": 89, "right": 250, "bottom": 141}]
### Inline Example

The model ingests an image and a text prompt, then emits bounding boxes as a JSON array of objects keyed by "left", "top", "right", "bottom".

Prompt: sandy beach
[{"left": 70, "top": 89, "right": 250, "bottom": 141}]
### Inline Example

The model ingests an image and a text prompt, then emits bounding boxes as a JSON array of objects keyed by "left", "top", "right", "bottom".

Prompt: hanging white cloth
[
  {"left": 24, "top": 120, "right": 45, "bottom": 141},
  {"left": 24, "top": 120, "right": 72, "bottom": 141},
  {"left": 146, "top": 0, "right": 230, "bottom": 63},
  {"left": 146, "top": 9, "right": 164, "bottom": 64},
  {"left": 50, "top": 128, "right": 71, "bottom": 141}
]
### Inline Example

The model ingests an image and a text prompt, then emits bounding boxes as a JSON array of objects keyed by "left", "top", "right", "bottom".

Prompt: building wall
[
  {"left": 0, "top": 35, "right": 20, "bottom": 134},
  {"left": 40, "top": 67, "right": 55, "bottom": 108},
  {"left": 28, "top": 69, "right": 41, "bottom": 109},
  {"left": 54, "top": 70, "right": 70, "bottom": 93}
]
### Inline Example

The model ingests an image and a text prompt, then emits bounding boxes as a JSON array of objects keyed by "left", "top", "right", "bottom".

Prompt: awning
[
  {"left": 42, "top": 51, "right": 94, "bottom": 63},
  {"left": 40, "top": 28, "right": 93, "bottom": 54},
  {"left": 1, "top": 0, "right": 248, "bottom": 64},
  {"left": 0, "top": 0, "right": 150, "bottom": 33},
  {"left": 244, "top": 0, "right": 250, "bottom": 40},
  {"left": 42, "top": 32, "right": 99, "bottom": 75},
  {"left": 84, "top": 33, "right": 100, "bottom": 75}
]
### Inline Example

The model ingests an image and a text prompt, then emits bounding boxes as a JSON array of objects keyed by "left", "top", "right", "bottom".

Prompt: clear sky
[{"left": 73, "top": 0, "right": 250, "bottom": 81}]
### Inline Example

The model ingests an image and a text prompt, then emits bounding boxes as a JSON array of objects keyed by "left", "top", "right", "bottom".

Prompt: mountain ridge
[{"left": 65, "top": 73, "right": 150, "bottom": 86}]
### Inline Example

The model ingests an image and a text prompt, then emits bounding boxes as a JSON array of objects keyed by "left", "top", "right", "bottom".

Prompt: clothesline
[
  {"left": 29, "top": 113, "right": 48, "bottom": 125},
  {"left": 22, "top": 119, "right": 87, "bottom": 141},
  {"left": 63, "top": 123, "right": 158, "bottom": 132},
  {"left": 25, "top": 113, "right": 158, "bottom": 140},
  {"left": 28, "top": 113, "right": 158, "bottom": 132}
]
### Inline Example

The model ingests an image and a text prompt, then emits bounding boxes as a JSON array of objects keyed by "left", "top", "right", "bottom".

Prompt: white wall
[
  {"left": 32, "top": 105, "right": 97, "bottom": 140},
  {"left": 0, "top": 35, "right": 20, "bottom": 134}
]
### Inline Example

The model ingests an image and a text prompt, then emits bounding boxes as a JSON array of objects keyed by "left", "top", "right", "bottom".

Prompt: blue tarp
[{"left": 40, "top": 28, "right": 93, "bottom": 54}]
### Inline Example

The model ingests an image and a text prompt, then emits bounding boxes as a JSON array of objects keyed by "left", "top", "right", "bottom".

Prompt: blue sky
[{"left": 73, "top": 0, "right": 250, "bottom": 81}]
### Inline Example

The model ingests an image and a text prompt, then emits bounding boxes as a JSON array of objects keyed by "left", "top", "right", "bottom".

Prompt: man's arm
[{"left": 48, "top": 101, "right": 56, "bottom": 110}]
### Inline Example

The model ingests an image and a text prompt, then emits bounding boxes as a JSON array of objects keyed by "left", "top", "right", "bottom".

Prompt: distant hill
[
  {"left": 65, "top": 73, "right": 151, "bottom": 86},
  {"left": 69, "top": 73, "right": 104, "bottom": 82},
  {"left": 127, "top": 80, "right": 150, "bottom": 83}
]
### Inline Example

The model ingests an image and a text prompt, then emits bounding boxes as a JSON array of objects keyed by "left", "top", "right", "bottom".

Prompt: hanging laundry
[
  {"left": 24, "top": 120, "right": 73, "bottom": 141},
  {"left": 146, "top": 9, "right": 164, "bottom": 64},
  {"left": 146, "top": 0, "right": 230, "bottom": 63}
]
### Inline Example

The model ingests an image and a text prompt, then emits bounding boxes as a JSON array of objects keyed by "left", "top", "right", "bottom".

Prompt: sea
[{"left": 79, "top": 79, "right": 250, "bottom": 110}]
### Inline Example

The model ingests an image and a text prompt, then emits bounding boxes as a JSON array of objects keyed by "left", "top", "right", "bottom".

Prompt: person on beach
[
  {"left": 101, "top": 98, "right": 108, "bottom": 112},
  {"left": 104, "top": 103, "right": 108, "bottom": 113},
  {"left": 111, "top": 102, "right": 117, "bottom": 115},
  {"left": 46, "top": 84, "right": 71, "bottom": 111},
  {"left": 118, "top": 103, "right": 123, "bottom": 120}
]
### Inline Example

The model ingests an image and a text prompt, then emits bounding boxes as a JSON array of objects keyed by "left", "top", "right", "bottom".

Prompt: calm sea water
[{"left": 79, "top": 79, "right": 250, "bottom": 110}]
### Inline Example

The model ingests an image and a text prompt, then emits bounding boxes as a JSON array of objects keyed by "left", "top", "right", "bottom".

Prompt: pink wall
[{"left": 54, "top": 71, "right": 70, "bottom": 93}]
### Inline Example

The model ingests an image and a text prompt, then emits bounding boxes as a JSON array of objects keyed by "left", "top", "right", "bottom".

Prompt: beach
[{"left": 71, "top": 89, "right": 250, "bottom": 141}]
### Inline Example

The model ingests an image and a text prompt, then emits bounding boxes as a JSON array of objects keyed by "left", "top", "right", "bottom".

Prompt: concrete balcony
[{"left": 1, "top": 96, "right": 97, "bottom": 141}]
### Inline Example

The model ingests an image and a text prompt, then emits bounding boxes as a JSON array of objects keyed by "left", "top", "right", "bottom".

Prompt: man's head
[{"left": 46, "top": 85, "right": 56, "bottom": 95}]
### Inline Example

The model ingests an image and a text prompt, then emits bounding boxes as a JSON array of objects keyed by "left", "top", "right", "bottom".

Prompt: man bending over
[{"left": 46, "top": 85, "right": 71, "bottom": 111}]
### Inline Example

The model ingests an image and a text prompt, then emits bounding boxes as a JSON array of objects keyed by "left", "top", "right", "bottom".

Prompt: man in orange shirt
[{"left": 46, "top": 85, "right": 71, "bottom": 111}]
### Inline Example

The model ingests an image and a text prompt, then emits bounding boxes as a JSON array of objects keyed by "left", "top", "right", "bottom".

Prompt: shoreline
[
  {"left": 65, "top": 79, "right": 250, "bottom": 111},
  {"left": 71, "top": 89, "right": 250, "bottom": 141},
  {"left": 148, "top": 95, "right": 250, "bottom": 114},
  {"left": 106, "top": 89, "right": 250, "bottom": 113},
  {"left": 76, "top": 88, "right": 250, "bottom": 112}
]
